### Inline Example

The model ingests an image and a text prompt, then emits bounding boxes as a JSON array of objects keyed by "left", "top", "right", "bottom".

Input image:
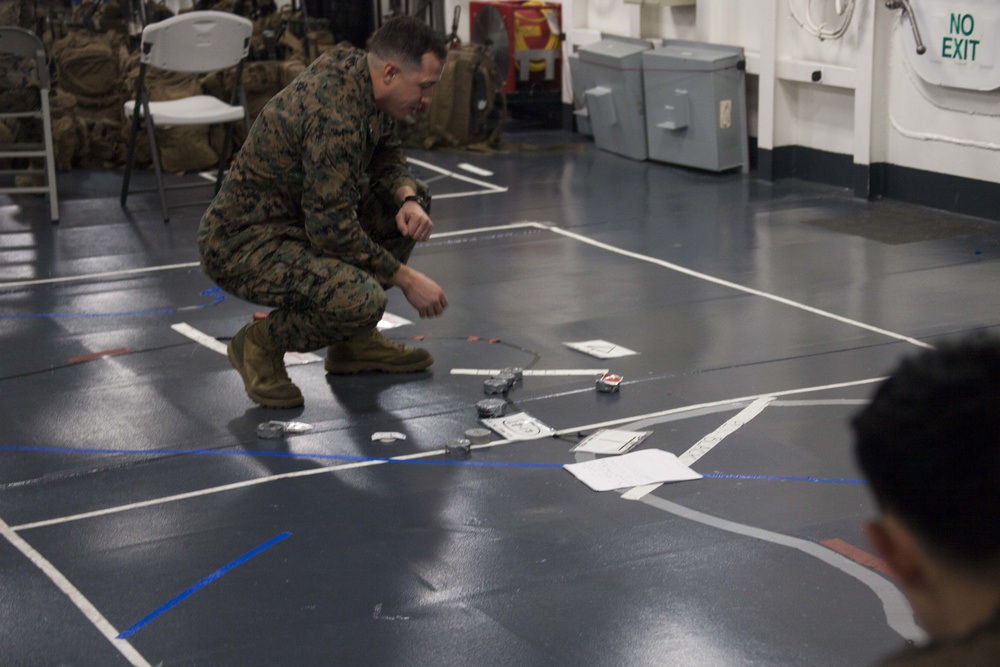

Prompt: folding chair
[
  {"left": 121, "top": 10, "right": 253, "bottom": 222},
  {"left": 0, "top": 27, "right": 59, "bottom": 223}
]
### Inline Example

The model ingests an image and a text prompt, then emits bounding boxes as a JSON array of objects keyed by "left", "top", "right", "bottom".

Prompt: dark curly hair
[{"left": 852, "top": 333, "right": 1000, "bottom": 572}]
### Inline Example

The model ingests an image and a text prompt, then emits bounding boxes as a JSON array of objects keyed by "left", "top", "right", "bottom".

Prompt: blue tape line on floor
[
  {"left": 0, "top": 444, "right": 861, "bottom": 481},
  {"left": 116, "top": 531, "right": 291, "bottom": 639},
  {"left": 0, "top": 287, "right": 224, "bottom": 320}
]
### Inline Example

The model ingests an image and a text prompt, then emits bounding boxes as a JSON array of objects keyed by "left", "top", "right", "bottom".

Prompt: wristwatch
[{"left": 400, "top": 194, "right": 425, "bottom": 209}]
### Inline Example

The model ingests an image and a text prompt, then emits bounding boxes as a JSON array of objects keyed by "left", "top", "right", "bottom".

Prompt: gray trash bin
[
  {"left": 642, "top": 41, "right": 748, "bottom": 172},
  {"left": 568, "top": 53, "right": 594, "bottom": 136},
  {"left": 575, "top": 37, "right": 651, "bottom": 161}
]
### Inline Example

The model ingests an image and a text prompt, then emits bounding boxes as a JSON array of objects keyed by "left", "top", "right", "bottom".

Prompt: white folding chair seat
[
  {"left": 121, "top": 10, "right": 253, "bottom": 222},
  {"left": 0, "top": 26, "right": 59, "bottom": 223},
  {"left": 125, "top": 95, "right": 250, "bottom": 126}
]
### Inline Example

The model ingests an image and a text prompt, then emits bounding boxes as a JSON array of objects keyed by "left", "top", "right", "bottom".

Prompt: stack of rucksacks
[
  {"left": 0, "top": 0, "right": 335, "bottom": 174},
  {"left": 394, "top": 41, "right": 505, "bottom": 153},
  {"left": 422, "top": 43, "right": 504, "bottom": 151},
  {"left": 1, "top": 1, "right": 502, "bottom": 174}
]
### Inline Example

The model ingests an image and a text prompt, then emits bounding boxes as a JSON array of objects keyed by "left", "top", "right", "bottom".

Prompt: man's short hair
[
  {"left": 368, "top": 15, "right": 447, "bottom": 70},
  {"left": 852, "top": 333, "right": 1000, "bottom": 572}
]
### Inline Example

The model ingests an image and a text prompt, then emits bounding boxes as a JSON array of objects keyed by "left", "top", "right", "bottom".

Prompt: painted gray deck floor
[{"left": 3, "top": 130, "right": 1000, "bottom": 666}]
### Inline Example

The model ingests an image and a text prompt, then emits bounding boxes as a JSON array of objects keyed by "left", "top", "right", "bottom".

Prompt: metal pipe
[{"left": 885, "top": 0, "right": 927, "bottom": 55}]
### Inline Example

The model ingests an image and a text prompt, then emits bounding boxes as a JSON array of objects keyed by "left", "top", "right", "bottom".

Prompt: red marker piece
[{"left": 68, "top": 348, "right": 130, "bottom": 364}]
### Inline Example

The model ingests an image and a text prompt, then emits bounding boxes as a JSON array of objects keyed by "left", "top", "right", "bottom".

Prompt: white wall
[
  {"left": 761, "top": 0, "right": 1000, "bottom": 185},
  {"left": 880, "top": 4, "right": 1000, "bottom": 183},
  {"left": 447, "top": 0, "right": 999, "bottom": 188}
]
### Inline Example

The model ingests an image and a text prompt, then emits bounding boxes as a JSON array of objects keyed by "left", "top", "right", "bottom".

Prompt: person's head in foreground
[{"left": 852, "top": 333, "right": 1000, "bottom": 663}]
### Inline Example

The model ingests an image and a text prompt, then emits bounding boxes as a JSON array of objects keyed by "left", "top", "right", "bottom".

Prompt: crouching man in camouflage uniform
[{"left": 198, "top": 15, "right": 449, "bottom": 409}]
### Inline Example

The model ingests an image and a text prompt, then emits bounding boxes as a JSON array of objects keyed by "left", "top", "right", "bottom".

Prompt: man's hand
[
  {"left": 390, "top": 264, "right": 448, "bottom": 318},
  {"left": 396, "top": 200, "right": 433, "bottom": 242}
]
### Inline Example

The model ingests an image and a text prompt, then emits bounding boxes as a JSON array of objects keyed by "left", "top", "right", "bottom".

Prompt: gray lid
[
  {"left": 643, "top": 44, "right": 742, "bottom": 71},
  {"left": 465, "top": 428, "right": 491, "bottom": 445},
  {"left": 579, "top": 39, "right": 650, "bottom": 68}
]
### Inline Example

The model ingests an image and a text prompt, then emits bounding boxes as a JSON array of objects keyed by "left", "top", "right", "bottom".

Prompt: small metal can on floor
[
  {"left": 256, "top": 421, "right": 285, "bottom": 439},
  {"left": 484, "top": 377, "right": 508, "bottom": 394},
  {"left": 464, "top": 428, "right": 491, "bottom": 445},
  {"left": 445, "top": 438, "right": 472, "bottom": 456},
  {"left": 596, "top": 372, "right": 623, "bottom": 393},
  {"left": 477, "top": 398, "right": 507, "bottom": 418},
  {"left": 501, "top": 367, "right": 523, "bottom": 382},
  {"left": 495, "top": 372, "right": 517, "bottom": 389}
]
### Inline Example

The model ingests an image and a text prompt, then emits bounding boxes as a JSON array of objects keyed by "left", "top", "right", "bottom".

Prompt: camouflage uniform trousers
[{"left": 215, "top": 181, "right": 430, "bottom": 353}]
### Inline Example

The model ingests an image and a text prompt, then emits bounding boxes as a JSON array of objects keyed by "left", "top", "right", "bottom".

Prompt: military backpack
[{"left": 424, "top": 43, "right": 503, "bottom": 150}]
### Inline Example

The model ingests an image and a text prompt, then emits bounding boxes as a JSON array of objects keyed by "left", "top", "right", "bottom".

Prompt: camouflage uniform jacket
[{"left": 198, "top": 47, "right": 416, "bottom": 285}]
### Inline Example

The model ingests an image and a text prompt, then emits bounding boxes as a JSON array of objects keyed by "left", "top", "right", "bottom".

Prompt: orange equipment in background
[{"left": 469, "top": 1, "right": 562, "bottom": 93}]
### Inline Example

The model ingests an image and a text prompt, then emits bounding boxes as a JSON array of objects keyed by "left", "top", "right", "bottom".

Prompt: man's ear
[
  {"left": 865, "top": 515, "right": 924, "bottom": 586},
  {"left": 382, "top": 62, "right": 398, "bottom": 86}
]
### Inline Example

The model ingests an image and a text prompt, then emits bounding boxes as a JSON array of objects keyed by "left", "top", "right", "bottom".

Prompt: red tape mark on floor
[
  {"left": 68, "top": 348, "right": 130, "bottom": 364},
  {"left": 822, "top": 538, "right": 897, "bottom": 579}
]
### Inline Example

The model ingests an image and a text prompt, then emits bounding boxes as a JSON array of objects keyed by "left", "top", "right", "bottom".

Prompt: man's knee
[{"left": 331, "top": 283, "right": 388, "bottom": 332}]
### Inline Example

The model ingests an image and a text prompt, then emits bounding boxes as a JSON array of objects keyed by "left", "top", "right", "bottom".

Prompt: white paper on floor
[
  {"left": 481, "top": 412, "right": 556, "bottom": 441},
  {"left": 563, "top": 339, "right": 638, "bottom": 359},
  {"left": 570, "top": 429, "right": 652, "bottom": 455},
  {"left": 564, "top": 449, "right": 702, "bottom": 492}
]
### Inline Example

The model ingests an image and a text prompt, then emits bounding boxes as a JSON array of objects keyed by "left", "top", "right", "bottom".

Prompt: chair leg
[
  {"left": 121, "top": 107, "right": 143, "bottom": 207},
  {"left": 215, "top": 121, "right": 236, "bottom": 195},
  {"left": 40, "top": 88, "right": 58, "bottom": 223},
  {"left": 143, "top": 112, "right": 169, "bottom": 223},
  {"left": 240, "top": 94, "right": 250, "bottom": 135}
]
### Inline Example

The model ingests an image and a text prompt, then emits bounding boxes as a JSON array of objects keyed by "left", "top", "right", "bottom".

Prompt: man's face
[{"left": 381, "top": 52, "right": 444, "bottom": 120}]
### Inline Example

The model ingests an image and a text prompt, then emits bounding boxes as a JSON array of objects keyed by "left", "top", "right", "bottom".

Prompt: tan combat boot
[
  {"left": 325, "top": 329, "right": 433, "bottom": 374},
  {"left": 228, "top": 320, "right": 304, "bottom": 408}
]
